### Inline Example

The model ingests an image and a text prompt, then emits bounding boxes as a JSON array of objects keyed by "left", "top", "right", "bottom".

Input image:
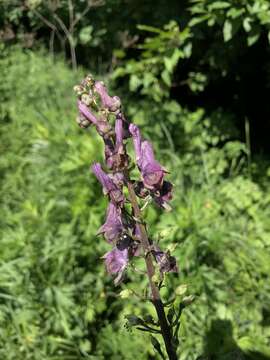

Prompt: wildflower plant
[{"left": 74, "top": 75, "right": 192, "bottom": 359}]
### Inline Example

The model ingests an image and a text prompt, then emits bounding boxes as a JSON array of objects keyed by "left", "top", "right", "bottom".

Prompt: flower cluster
[{"left": 74, "top": 75, "right": 177, "bottom": 284}]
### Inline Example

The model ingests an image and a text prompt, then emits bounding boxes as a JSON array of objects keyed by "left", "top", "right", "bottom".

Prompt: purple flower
[
  {"left": 78, "top": 100, "right": 112, "bottom": 137},
  {"left": 94, "top": 81, "right": 121, "bottom": 112},
  {"left": 103, "top": 116, "right": 128, "bottom": 170},
  {"left": 129, "top": 124, "right": 143, "bottom": 166},
  {"left": 140, "top": 141, "right": 166, "bottom": 190},
  {"left": 115, "top": 116, "right": 124, "bottom": 151},
  {"left": 78, "top": 100, "right": 98, "bottom": 125},
  {"left": 104, "top": 138, "right": 115, "bottom": 168},
  {"left": 97, "top": 202, "right": 123, "bottom": 243},
  {"left": 152, "top": 246, "right": 178, "bottom": 274},
  {"left": 129, "top": 124, "right": 167, "bottom": 190},
  {"left": 91, "top": 163, "right": 125, "bottom": 205},
  {"left": 108, "top": 172, "right": 125, "bottom": 188},
  {"left": 153, "top": 181, "right": 173, "bottom": 210},
  {"left": 103, "top": 247, "right": 129, "bottom": 284}
]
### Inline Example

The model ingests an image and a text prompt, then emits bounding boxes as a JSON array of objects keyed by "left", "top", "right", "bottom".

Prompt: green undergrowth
[{"left": 0, "top": 47, "right": 270, "bottom": 359}]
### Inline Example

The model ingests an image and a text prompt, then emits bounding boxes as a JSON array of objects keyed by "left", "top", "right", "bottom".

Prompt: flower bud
[
  {"left": 76, "top": 115, "right": 91, "bottom": 129},
  {"left": 73, "top": 85, "right": 85, "bottom": 97},
  {"left": 82, "top": 74, "right": 95, "bottom": 89},
  {"left": 81, "top": 93, "right": 92, "bottom": 106}
]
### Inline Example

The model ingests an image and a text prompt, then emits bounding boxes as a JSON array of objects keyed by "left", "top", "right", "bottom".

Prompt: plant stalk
[{"left": 125, "top": 174, "right": 178, "bottom": 360}]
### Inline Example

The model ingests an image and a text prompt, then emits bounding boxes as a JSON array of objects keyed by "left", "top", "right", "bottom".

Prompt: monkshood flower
[
  {"left": 97, "top": 202, "right": 123, "bottom": 243},
  {"left": 129, "top": 124, "right": 173, "bottom": 209},
  {"left": 129, "top": 124, "right": 167, "bottom": 190},
  {"left": 91, "top": 163, "right": 125, "bottom": 205},
  {"left": 140, "top": 141, "right": 166, "bottom": 189},
  {"left": 103, "top": 247, "right": 129, "bottom": 285},
  {"left": 104, "top": 116, "right": 128, "bottom": 171},
  {"left": 94, "top": 81, "right": 121, "bottom": 112},
  {"left": 153, "top": 181, "right": 173, "bottom": 210},
  {"left": 152, "top": 245, "right": 178, "bottom": 274},
  {"left": 74, "top": 75, "right": 180, "bottom": 359},
  {"left": 78, "top": 100, "right": 112, "bottom": 137}
]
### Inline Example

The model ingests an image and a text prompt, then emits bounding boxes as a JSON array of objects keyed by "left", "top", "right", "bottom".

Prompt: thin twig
[
  {"left": 49, "top": 29, "right": 55, "bottom": 58},
  {"left": 53, "top": 13, "right": 77, "bottom": 70}
]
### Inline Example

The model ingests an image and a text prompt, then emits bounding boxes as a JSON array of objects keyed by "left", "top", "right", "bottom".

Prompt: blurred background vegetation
[{"left": 1, "top": 0, "right": 270, "bottom": 359}]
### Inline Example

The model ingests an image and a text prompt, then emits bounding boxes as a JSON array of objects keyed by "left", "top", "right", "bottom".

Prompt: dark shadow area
[{"left": 197, "top": 319, "right": 270, "bottom": 360}]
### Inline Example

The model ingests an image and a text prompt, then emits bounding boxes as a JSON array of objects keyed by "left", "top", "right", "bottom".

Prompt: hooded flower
[
  {"left": 140, "top": 141, "right": 166, "bottom": 190},
  {"left": 97, "top": 202, "right": 123, "bottom": 243},
  {"left": 103, "top": 247, "right": 129, "bottom": 285},
  {"left": 91, "top": 163, "right": 125, "bottom": 205},
  {"left": 78, "top": 100, "right": 112, "bottom": 137},
  {"left": 94, "top": 81, "right": 121, "bottom": 112},
  {"left": 78, "top": 100, "right": 98, "bottom": 125},
  {"left": 129, "top": 124, "right": 167, "bottom": 190},
  {"left": 153, "top": 181, "right": 173, "bottom": 211},
  {"left": 152, "top": 246, "right": 178, "bottom": 274},
  {"left": 103, "top": 116, "right": 128, "bottom": 170},
  {"left": 129, "top": 123, "right": 143, "bottom": 166}
]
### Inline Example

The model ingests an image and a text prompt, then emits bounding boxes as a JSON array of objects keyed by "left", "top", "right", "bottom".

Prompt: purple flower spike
[
  {"left": 152, "top": 246, "right": 178, "bottom": 274},
  {"left": 91, "top": 163, "right": 125, "bottom": 205},
  {"left": 78, "top": 100, "right": 98, "bottom": 125},
  {"left": 95, "top": 81, "right": 121, "bottom": 112},
  {"left": 129, "top": 124, "right": 143, "bottom": 166},
  {"left": 103, "top": 247, "right": 128, "bottom": 284},
  {"left": 98, "top": 202, "right": 123, "bottom": 243}
]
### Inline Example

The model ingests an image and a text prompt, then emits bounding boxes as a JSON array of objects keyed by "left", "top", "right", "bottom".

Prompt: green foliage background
[{"left": 1, "top": 1, "right": 270, "bottom": 359}]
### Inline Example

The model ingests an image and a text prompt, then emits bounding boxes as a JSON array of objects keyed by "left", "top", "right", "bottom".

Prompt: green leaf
[
  {"left": 208, "top": 1, "right": 230, "bottom": 10},
  {"left": 189, "top": 14, "right": 211, "bottom": 27},
  {"left": 175, "top": 284, "right": 188, "bottom": 296},
  {"left": 223, "top": 20, "right": 233, "bottom": 42},
  {"left": 243, "top": 17, "right": 252, "bottom": 32},
  {"left": 79, "top": 26, "right": 93, "bottom": 45},
  {"left": 129, "top": 74, "right": 141, "bottom": 91},
  {"left": 247, "top": 29, "right": 260, "bottom": 46},
  {"left": 161, "top": 70, "right": 171, "bottom": 87},
  {"left": 137, "top": 24, "right": 162, "bottom": 33},
  {"left": 150, "top": 336, "right": 165, "bottom": 359},
  {"left": 119, "top": 289, "right": 133, "bottom": 299}
]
